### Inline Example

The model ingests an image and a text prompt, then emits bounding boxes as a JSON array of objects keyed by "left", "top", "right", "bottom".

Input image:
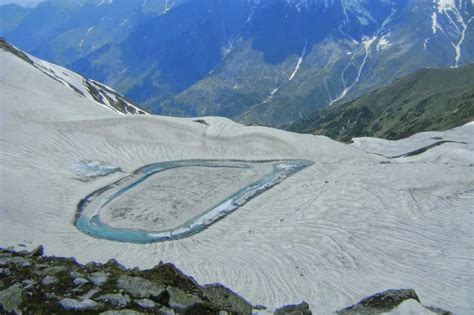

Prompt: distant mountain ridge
[
  {"left": 1, "top": 0, "right": 473, "bottom": 126},
  {"left": 288, "top": 64, "right": 474, "bottom": 141}
]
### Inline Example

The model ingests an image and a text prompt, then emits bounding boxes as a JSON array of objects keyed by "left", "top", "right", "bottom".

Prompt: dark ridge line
[
  {"left": 0, "top": 37, "right": 34, "bottom": 65},
  {"left": 365, "top": 140, "right": 468, "bottom": 159},
  {"left": 390, "top": 140, "right": 468, "bottom": 158}
]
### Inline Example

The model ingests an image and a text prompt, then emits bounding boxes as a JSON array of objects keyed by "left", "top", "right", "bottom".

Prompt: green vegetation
[{"left": 288, "top": 64, "right": 474, "bottom": 141}]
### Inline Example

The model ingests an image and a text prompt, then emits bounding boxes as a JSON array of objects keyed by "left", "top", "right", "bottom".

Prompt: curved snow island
[{"left": 75, "top": 159, "right": 313, "bottom": 243}]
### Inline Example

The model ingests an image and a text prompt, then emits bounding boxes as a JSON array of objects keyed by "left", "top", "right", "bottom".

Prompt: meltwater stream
[{"left": 74, "top": 159, "right": 313, "bottom": 243}]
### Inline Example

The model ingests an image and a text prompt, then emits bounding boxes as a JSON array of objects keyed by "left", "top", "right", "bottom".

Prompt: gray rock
[
  {"left": 100, "top": 310, "right": 145, "bottom": 315},
  {"left": 41, "top": 275, "right": 58, "bottom": 286},
  {"left": 135, "top": 298, "right": 157, "bottom": 309},
  {"left": 30, "top": 245, "right": 44, "bottom": 257},
  {"left": 0, "top": 268, "right": 11, "bottom": 276},
  {"left": 80, "top": 287, "right": 101, "bottom": 300},
  {"left": 73, "top": 277, "right": 89, "bottom": 286},
  {"left": 21, "top": 279, "right": 35, "bottom": 286},
  {"left": 181, "top": 302, "right": 218, "bottom": 314},
  {"left": 96, "top": 293, "right": 131, "bottom": 307},
  {"left": 336, "top": 289, "right": 420, "bottom": 314},
  {"left": 274, "top": 301, "right": 312, "bottom": 315},
  {"left": 0, "top": 256, "right": 31, "bottom": 268},
  {"left": 425, "top": 305, "right": 453, "bottom": 315},
  {"left": 167, "top": 286, "right": 203, "bottom": 311},
  {"left": 254, "top": 304, "right": 267, "bottom": 310},
  {"left": 204, "top": 283, "right": 252, "bottom": 315},
  {"left": 59, "top": 298, "right": 102, "bottom": 311},
  {"left": 89, "top": 272, "right": 108, "bottom": 286},
  {"left": 116, "top": 275, "right": 164, "bottom": 298},
  {"left": 105, "top": 258, "right": 126, "bottom": 270},
  {"left": 0, "top": 284, "right": 23, "bottom": 314},
  {"left": 157, "top": 306, "right": 176, "bottom": 315},
  {"left": 21, "top": 279, "right": 35, "bottom": 290}
]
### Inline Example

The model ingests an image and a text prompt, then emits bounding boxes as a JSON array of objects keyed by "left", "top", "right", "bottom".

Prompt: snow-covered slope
[
  {"left": 0, "top": 44, "right": 473, "bottom": 314},
  {"left": 0, "top": 38, "right": 147, "bottom": 116}
]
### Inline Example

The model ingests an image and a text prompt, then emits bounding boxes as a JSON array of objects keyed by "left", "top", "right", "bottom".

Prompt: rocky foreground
[{"left": 0, "top": 247, "right": 453, "bottom": 315}]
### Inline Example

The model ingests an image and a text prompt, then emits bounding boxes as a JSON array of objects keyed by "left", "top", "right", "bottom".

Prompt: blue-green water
[{"left": 74, "top": 159, "right": 313, "bottom": 243}]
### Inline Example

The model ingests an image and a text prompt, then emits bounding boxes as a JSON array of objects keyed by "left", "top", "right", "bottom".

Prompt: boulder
[
  {"left": 337, "top": 289, "right": 420, "bottom": 314},
  {"left": 30, "top": 245, "right": 44, "bottom": 257},
  {"left": 0, "top": 256, "right": 31, "bottom": 268},
  {"left": 41, "top": 275, "right": 58, "bottom": 286},
  {"left": 166, "top": 286, "right": 204, "bottom": 311},
  {"left": 73, "top": 277, "right": 89, "bottom": 286},
  {"left": 96, "top": 293, "right": 131, "bottom": 307},
  {"left": 0, "top": 284, "right": 23, "bottom": 314},
  {"left": 59, "top": 298, "right": 102, "bottom": 311},
  {"left": 182, "top": 301, "right": 220, "bottom": 315},
  {"left": 274, "top": 301, "right": 312, "bottom": 315},
  {"left": 135, "top": 298, "right": 157, "bottom": 309},
  {"left": 89, "top": 271, "right": 108, "bottom": 286},
  {"left": 204, "top": 283, "right": 252, "bottom": 314},
  {"left": 157, "top": 306, "right": 176, "bottom": 315},
  {"left": 117, "top": 275, "right": 164, "bottom": 299}
]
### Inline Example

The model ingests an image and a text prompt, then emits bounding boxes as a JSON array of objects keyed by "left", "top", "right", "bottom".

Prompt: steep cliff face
[{"left": 2, "top": 0, "right": 473, "bottom": 126}]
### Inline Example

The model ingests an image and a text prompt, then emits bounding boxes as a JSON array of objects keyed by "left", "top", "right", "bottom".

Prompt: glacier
[{"left": 0, "top": 40, "right": 473, "bottom": 313}]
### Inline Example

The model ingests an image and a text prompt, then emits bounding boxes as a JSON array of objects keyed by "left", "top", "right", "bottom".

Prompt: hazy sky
[{"left": 0, "top": 0, "right": 45, "bottom": 7}]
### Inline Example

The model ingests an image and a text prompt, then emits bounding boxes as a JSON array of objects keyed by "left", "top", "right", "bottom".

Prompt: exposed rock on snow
[
  {"left": 274, "top": 301, "right": 312, "bottom": 315},
  {"left": 337, "top": 288, "right": 419, "bottom": 314}
]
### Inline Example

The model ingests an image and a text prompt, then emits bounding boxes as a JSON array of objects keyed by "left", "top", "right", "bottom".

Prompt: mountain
[
  {"left": 1, "top": 0, "right": 473, "bottom": 127},
  {"left": 1, "top": 38, "right": 474, "bottom": 314},
  {"left": 288, "top": 64, "right": 474, "bottom": 141},
  {"left": 0, "top": 38, "right": 147, "bottom": 115}
]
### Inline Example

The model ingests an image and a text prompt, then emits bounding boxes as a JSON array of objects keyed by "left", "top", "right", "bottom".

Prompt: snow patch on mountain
[
  {"left": 341, "top": 0, "right": 375, "bottom": 25},
  {"left": 96, "top": 0, "right": 113, "bottom": 7},
  {"left": 288, "top": 41, "right": 307, "bottom": 81},
  {"left": 432, "top": 12, "right": 439, "bottom": 34},
  {"left": 330, "top": 4, "right": 397, "bottom": 105},
  {"left": 433, "top": 0, "right": 473, "bottom": 67},
  {"left": 436, "top": 0, "right": 458, "bottom": 12},
  {"left": 377, "top": 34, "right": 391, "bottom": 51}
]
